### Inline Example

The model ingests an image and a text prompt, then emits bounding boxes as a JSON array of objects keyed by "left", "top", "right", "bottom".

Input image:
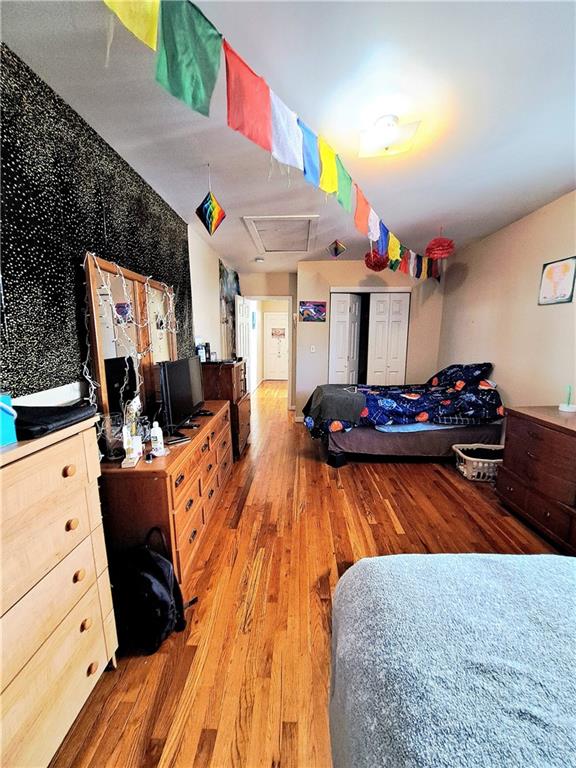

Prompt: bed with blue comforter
[{"left": 330, "top": 554, "right": 576, "bottom": 768}]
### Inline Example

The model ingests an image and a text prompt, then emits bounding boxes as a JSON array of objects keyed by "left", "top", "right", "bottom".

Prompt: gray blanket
[
  {"left": 330, "top": 554, "right": 576, "bottom": 768},
  {"left": 303, "top": 384, "right": 366, "bottom": 423}
]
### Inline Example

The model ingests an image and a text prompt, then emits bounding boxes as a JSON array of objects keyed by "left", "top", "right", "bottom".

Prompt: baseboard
[
  {"left": 288, "top": 405, "right": 295, "bottom": 411},
  {"left": 294, "top": 415, "right": 304, "bottom": 423}
]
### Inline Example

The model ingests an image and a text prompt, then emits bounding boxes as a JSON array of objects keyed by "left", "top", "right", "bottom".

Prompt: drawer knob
[
  {"left": 175, "top": 473, "right": 185, "bottom": 488},
  {"left": 65, "top": 518, "right": 80, "bottom": 532},
  {"left": 207, "top": 463, "right": 213, "bottom": 472},
  {"left": 185, "top": 498, "right": 194, "bottom": 511},
  {"left": 210, "top": 431, "right": 216, "bottom": 439},
  {"left": 526, "top": 450, "right": 536, "bottom": 460},
  {"left": 73, "top": 568, "right": 86, "bottom": 583},
  {"left": 87, "top": 661, "right": 99, "bottom": 677},
  {"left": 506, "top": 486, "right": 514, "bottom": 492},
  {"left": 222, "top": 440, "right": 227, "bottom": 448},
  {"left": 528, "top": 430, "right": 543, "bottom": 441},
  {"left": 189, "top": 529, "right": 198, "bottom": 544},
  {"left": 208, "top": 489, "right": 214, "bottom": 500},
  {"left": 63, "top": 464, "right": 77, "bottom": 478},
  {"left": 80, "top": 617, "right": 93, "bottom": 632},
  {"left": 202, "top": 442, "right": 209, "bottom": 453}
]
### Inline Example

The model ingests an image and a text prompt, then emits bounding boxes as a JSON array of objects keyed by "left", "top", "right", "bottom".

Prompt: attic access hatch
[{"left": 243, "top": 215, "right": 319, "bottom": 254}]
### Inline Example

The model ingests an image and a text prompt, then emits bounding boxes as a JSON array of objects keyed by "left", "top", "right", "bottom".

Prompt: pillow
[{"left": 427, "top": 363, "right": 493, "bottom": 387}]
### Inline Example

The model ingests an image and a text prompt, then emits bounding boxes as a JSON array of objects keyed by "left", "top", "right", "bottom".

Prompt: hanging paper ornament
[
  {"left": 327, "top": 240, "right": 346, "bottom": 259},
  {"left": 425, "top": 236, "right": 455, "bottom": 260},
  {"left": 196, "top": 191, "right": 226, "bottom": 235},
  {"left": 365, "top": 248, "right": 388, "bottom": 272}
]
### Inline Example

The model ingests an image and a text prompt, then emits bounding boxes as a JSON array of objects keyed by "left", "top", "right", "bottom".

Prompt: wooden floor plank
[{"left": 50, "top": 380, "right": 555, "bottom": 768}]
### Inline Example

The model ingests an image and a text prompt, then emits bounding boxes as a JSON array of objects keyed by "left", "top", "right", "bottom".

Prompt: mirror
[{"left": 85, "top": 252, "right": 177, "bottom": 417}]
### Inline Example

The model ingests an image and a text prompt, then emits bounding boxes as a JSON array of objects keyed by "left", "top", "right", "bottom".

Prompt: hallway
[{"left": 51, "top": 381, "right": 553, "bottom": 768}]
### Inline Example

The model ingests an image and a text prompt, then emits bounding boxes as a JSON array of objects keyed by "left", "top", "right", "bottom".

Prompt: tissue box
[{"left": 0, "top": 392, "right": 18, "bottom": 447}]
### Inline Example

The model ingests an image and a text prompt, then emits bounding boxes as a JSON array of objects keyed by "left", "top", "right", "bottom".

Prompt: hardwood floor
[{"left": 51, "top": 380, "right": 554, "bottom": 768}]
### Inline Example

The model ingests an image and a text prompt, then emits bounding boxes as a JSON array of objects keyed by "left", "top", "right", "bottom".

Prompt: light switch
[{"left": 310, "top": 345, "right": 316, "bottom": 353}]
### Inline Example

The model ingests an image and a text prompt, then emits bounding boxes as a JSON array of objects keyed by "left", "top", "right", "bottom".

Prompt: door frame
[{"left": 241, "top": 295, "right": 294, "bottom": 411}]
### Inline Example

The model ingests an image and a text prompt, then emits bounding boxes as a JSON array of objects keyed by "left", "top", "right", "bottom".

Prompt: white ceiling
[{"left": 2, "top": 1, "right": 575, "bottom": 274}]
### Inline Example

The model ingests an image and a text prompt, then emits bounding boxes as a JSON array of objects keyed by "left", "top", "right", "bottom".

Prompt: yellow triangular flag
[
  {"left": 103, "top": 0, "right": 159, "bottom": 50},
  {"left": 318, "top": 137, "right": 338, "bottom": 194},
  {"left": 388, "top": 232, "right": 401, "bottom": 261}
]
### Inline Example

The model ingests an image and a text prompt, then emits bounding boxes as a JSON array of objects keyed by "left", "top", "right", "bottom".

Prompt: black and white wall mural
[{"left": 0, "top": 44, "right": 194, "bottom": 397}]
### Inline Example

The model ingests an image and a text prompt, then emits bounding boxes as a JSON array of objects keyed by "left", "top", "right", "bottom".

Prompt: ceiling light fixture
[
  {"left": 359, "top": 114, "right": 421, "bottom": 158},
  {"left": 254, "top": 257, "right": 265, "bottom": 263}
]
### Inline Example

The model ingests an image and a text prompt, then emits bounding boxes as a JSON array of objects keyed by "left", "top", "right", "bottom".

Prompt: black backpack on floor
[{"left": 111, "top": 527, "right": 187, "bottom": 656}]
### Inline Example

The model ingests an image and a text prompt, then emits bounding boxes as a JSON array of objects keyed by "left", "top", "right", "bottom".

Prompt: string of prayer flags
[
  {"left": 318, "top": 138, "right": 338, "bottom": 194},
  {"left": 224, "top": 41, "right": 271, "bottom": 151},
  {"left": 368, "top": 209, "right": 380, "bottom": 242},
  {"left": 104, "top": 0, "right": 159, "bottom": 50},
  {"left": 155, "top": 0, "right": 222, "bottom": 116},
  {"left": 354, "top": 185, "right": 370, "bottom": 236},
  {"left": 270, "top": 92, "right": 304, "bottom": 171},
  {"left": 336, "top": 157, "right": 353, "bottom": 213},
  {"left": 298, "top": 119, "right": 320, "bottom": 187}
]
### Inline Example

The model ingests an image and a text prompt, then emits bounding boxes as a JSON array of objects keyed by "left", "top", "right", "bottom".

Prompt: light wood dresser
[
  {"left": 496, "top": 406, "right": 576, "bottom": 554},
  {"left": 99, "top": 400, "right": 233, "bottom": 604},
  {"left": 0, "top": 417, "right": 118, "bottom": 767}
]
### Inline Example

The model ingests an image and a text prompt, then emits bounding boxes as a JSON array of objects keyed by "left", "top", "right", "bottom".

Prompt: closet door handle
[{"left": 175, "top": 473, "right": 185, "bottom": 488}]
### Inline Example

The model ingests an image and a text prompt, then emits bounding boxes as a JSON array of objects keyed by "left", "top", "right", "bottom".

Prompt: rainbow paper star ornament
[{"left": 196, "top": 191, "right": 226, "bottom": 235}]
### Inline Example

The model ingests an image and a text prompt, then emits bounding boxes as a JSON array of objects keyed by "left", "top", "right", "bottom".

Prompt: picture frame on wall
[
  {"left": 299, "top": 301, "right": 327, "bottom": 322},
  {"left": 538, "top": 256, "right": 576, "bottom": 305}
]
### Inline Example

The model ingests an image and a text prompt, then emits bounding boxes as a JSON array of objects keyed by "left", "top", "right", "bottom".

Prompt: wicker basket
[{"left": 452, "top": 443, "right": 504, "bottom": 482}]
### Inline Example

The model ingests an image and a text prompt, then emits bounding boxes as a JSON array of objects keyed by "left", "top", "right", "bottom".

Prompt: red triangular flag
[
  {"left": 224, "top": 40, "right": 271, "bottom": 151},
  {"left": 354, "top": 185, "right": 370, "bottom": 236}
]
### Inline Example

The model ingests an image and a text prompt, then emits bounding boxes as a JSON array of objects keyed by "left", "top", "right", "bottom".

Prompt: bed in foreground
[{"left": 330, "top": 554, "right": 576, "bottom": 768}]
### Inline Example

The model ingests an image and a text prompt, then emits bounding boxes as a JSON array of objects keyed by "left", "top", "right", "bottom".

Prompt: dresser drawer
[
  {"left": 503, "top": 436, "right": 576, "bottom": 506},
  {"left": 1, "top": 584, "right": 107, "bottom": 768},
  {"left": 194, "top": 433, "right": 212, "bottom": 467},
  {"left": 496, "top": 466, "right": 527, "bottom": 511},
  {"left": 525, "top": 491, "right": 573, "bottom": 542},
  {"left": 170, "top": 459, "right": 197, "bottom": 508},
  {"left": 1, "top": 483, "right": 92, "bottom": 614},
  {"left": 506, "top": 415, "right": 576, "bottom": 478},
  {"left": 173, "top": 474, "right": 202, "bottom": 545},
  {"left": 218, "top": 446, "right": 233, "bottom": 490},
  {"left": 215, "top": 427, "right": 232, "bottom": 463},
  {"left": 1, "top": 535, "right": 96, "bottom": 691},
  {"left": 176, "top": 503, "right": 204, "bottom": 584},
  {"left": 202, "top": 467, "right": 220, "bottom": 522},
  {"left": 199, "top": 450, "right": 218, "bottom": 493},
  {"left": 1, "top": 433, "right": 89, "bottom": 517}
]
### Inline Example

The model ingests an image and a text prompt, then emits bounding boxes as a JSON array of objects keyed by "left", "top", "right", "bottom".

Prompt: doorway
[{"left": 264, "top": 311, "right": 289, "bottom": 380}]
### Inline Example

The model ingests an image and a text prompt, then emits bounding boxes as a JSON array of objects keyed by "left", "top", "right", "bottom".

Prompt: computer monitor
[{"left": 159, "top": 356, "right": 204, "bottom": 432}]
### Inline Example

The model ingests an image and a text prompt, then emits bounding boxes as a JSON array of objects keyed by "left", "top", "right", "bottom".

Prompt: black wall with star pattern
[{"left": 0, "top": 44, "right": 194, "bottom": 398}]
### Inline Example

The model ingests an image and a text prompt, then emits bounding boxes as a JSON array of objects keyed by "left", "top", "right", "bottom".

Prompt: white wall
[
  {"left": 187, "top": 224, "right": 222, "bottom": 358},
  {"left": 438, "top": 191, "right": 576, "bottom": 406}
]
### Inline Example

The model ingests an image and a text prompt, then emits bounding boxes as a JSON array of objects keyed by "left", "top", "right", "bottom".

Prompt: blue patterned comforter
[{"left": 304, "top": 380, "right": 504, "bottom": 437}]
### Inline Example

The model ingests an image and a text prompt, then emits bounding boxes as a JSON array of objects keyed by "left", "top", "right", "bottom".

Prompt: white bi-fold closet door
[
  {"left": 328, "top": 293, "right": 361, "bottom": 384},
  {"left": 367, "top": 293, "right": 410, "bottom": 385}
]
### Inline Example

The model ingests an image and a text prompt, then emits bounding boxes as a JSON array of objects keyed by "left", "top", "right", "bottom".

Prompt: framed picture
[
  {"left": 299, "top": 301, "right": 327, "bottom": 322},
  {"left": 538, "top": 256, "right": 576, "bottom": 305}
]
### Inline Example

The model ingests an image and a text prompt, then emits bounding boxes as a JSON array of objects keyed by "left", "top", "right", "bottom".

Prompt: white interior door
[
  {"left": 367, "top": 293, "right": 410, "bottom": 385},
  {"left": 235, "top": 295, "right": 251, "bottom": 374},
  {"left": 264, "top": 312, "right": 289, "bottom": 379},
  {"left": 329, "top": 294, "right": 361, "bottom": 384}
]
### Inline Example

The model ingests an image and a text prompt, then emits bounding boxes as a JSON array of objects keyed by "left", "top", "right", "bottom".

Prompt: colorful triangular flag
[
  {"left": 224, "top": 40, "right": 271, "bottom": 151},
  {"left": 377, "top": 221, "right": 389, "bottom": 255},
  {"left": 196, "top": 191, "right": 226, "bottom": 235},
  {"left": 104, "top": 0, "right": 159, "bottom": 50},
  {"left": 388, "top": 232, "right": 401, "bottom": 262},
  {"left": 318, "top": 138, "right": 338, "bottom": 194},
  {"left": 155, "top": 0, "right": 222, "bottom": 116},
  {"left": 270, "top": 92, "right": 303, "bottom": 171}
]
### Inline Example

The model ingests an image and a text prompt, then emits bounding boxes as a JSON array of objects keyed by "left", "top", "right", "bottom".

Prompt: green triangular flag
[
  {"left": 336, "top": 156, "right": 353, "bottom": 213},
  {"left": 156, "top": 1, "right": 222, "bottom": 117}
]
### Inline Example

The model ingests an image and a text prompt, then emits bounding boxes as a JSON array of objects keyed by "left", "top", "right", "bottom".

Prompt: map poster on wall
[
  {"left": 538, "top": 256, "right": 576, "bottom": 305},
  {"left": 299, "top": 301, "right": 327, "bottom": 322}
]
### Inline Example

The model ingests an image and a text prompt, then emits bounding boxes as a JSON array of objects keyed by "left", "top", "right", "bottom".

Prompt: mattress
[
  {"left": 328, "top": 420, "right": 502, "bottom": 457},
  {"left": 330, "top": 554, "right": 576, "bottom": 768}
]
